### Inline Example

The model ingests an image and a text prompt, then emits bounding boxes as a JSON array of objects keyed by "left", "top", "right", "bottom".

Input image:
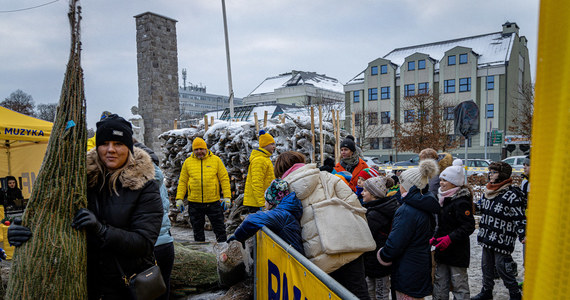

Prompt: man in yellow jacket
[
  {"left": 175, "top": 137, "right": 231, "bottom": 242},
  {"left": 243, "top": 130, "right": 276, "bottom": 213}
]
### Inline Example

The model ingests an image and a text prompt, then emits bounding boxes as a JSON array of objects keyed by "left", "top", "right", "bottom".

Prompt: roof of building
[
  {"left": 206, "top": 103, "right": 345, "bottom": 122},
  {"left": 347, "top": 30, "right": 517, "bottom": 85},
  {"left": 248, "top": 70, "right": 344, "bottom": 96}
]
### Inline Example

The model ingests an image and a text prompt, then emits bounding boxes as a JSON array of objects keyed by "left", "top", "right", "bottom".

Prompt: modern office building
[
  {"left": 344, "top": 22, "right": 532, "bottom": 162},
  {"left": 243, "top": 70, "right": 344, "bottom": 106},
  {"left": 178, "top": 83, "right": 242, "bottom": 126}
]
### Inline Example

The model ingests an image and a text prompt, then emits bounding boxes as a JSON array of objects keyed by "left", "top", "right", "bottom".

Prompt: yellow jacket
[
  {"left": 243, "top": 148, "right": 275, "bottom": 207},
  {"left": 87, "top": 135, "right": 96, "bottom": 151},
  {"left": 175, "top": 151, "right": 231, "bottom": 203}
]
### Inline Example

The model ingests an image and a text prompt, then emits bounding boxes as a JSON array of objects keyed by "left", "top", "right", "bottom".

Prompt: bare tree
[
  {"left": 508, "top": 83, "right": 534, "bottom": 139},
  {"left": 392, "top": 92, "right": 459, "bottom": 153},
  {"left": 2, "top": 89, "right": 35, "bottom": 115},
  {"left": 36, "top": 103, "right": 58, "bottom": 122}
]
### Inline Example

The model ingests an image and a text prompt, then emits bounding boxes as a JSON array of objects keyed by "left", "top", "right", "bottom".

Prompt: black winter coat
[
  {"left": 433, "top": 187, "right": 475, "bottom": 268},
  {"left": 86, "top": 148, "right": 163, "bottom": 299},
  {"left": 477, "top": 184, "right": 526, "bottom": 254},
  {"left": 363, "top": 196, "right": 399, "bottom": 278},
  {"left": 378, "top": 185, "right": 440, "bottom": 298}
]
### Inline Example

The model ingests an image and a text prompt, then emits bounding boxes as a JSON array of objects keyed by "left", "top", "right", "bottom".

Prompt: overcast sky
[{"left": 0, "top": 0, "right": 540, "bottom": 129}]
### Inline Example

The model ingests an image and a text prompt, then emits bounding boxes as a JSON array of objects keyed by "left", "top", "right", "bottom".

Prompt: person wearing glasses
[{"left": 472, "top": 162, "right": 526, "bottom": 300}]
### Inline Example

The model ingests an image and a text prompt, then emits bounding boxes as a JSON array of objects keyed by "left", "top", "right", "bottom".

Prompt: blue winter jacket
[
  {"left": 154, "top": 165, "right": 174, "bottom": 246},
  {"left": 233, "top": 192, "right": 304, "bottom": 255},
  {"left": 378, "top": 185, "right": 440, "bottom": 298}
]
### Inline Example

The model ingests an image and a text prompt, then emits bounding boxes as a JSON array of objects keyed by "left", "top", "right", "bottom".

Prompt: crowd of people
[{"left": 4, "top": 113, "right": 529, "bottom": 300}]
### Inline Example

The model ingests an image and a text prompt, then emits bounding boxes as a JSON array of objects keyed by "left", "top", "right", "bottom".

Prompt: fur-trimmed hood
[
  {"left": 86, "top": 147, "right": 155, "bottom": 190},
  {"left": 451, "top": 186, "right": 472, "bottom": 201}
]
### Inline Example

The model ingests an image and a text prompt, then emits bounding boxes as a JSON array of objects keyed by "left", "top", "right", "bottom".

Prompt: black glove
[
  {"left": 71, "top": 208, "right": 107, "bottom": 237},
  {"left": 8, "top": 217, "right": 32, "bottom": 247},
  {"left": 226, "top": 235, "right": 237, "bottom": 243}
]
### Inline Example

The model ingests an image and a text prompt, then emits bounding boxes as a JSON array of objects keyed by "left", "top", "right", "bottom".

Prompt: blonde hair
[{"left": 93, "top": 151, "right": 135, "bottom": 195}]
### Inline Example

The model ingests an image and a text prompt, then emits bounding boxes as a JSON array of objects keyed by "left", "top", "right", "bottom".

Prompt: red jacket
[{"left": 334, "top": 158, "right": 369, "bottom": 191}]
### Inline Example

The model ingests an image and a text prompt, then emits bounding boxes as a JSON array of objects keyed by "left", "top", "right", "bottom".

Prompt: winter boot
[
  {"left": 471, "top": 289, "right": 493, "bottom": 300},
  {"left": 509, "top": 291, "right": 522, "bottom": 300}
]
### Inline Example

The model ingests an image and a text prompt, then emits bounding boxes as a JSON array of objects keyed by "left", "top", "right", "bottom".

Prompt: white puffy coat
[{"left": 284, "top": 164, "right": 375, "bottom": 273}]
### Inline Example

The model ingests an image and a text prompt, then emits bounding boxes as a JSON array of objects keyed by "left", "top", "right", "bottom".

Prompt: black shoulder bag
[{"left": 114, "top": 257, "right": 166, "bottom": 300}]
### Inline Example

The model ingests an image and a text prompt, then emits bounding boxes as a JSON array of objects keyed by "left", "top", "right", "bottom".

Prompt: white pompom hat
[{"left": 439, "top": 159, "right": 465, "bottom": 187}]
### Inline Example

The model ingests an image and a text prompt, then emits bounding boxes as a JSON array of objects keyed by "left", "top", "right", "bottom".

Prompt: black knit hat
[
  {"left": 340, "top": 136, "right": 356, "bottom": 152},
  {"left": 489, "top": 161, "right": 512, "bottom": 182},
  {"left": 96, "top": 114, "right": 134, "bottom": 153}
]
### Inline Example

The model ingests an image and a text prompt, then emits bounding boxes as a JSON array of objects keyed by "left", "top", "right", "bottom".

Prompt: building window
[
  {"left": 487, "top": 75, "right": 495, "bottom": 90},
  {"left": 459, "top": 53, "right": 468, "bottom": 64},
  {"left": 404, "top": 84, "right": 415, "bottom": 96},
  {"left": 418, "top": 59, "right": 426, "bottom": 70},
  {"left": 444, "top": 106, "right": 455, "bottom": 120},
  {"left": 368, "top": 112, "right": 378, "bottom": 125},
  {"left": 368, "top": 88, "right": 378, "bottom": 101},
  {"left": 381, "top": 87, "right": 390, "bottom": 99},
  {"left": 448, "top": 55, "right": 456, "bottom": 66},
  {"left": 408, "top": 61, "right": 415, "bottom": 71},
  {"left": 418, "top": 82, "right": 429, "bottom": 94},
  {"left": 486, "top": 104, "right": 494, "bottom": 118},
  {"left": 404, "top": 110, "right": 415, "bottom": 122},
  {"left": 459, "top": 77, "right": 471, "bottom": 92},
  {"left": 418, "top": 109, "right": 429, "bottom": 121},
  {"left": 381, "top": 111, "right": 391, "bottom": 124},
  {"left": 382, "top": 137, "right": 392, "bottom": 149},
  {"left": 353, "top": 90, "right": 360, "bottom": 103},
  {"left": 447, "top": 134, "right": 457, "bottom": 147},
  {"left": 444, "top": 79, "right": 455, "bottom": 93},
  {"left": 371, "top": 66, "right": 378, "bottom": 76},
  {"left": 354, "top": 113, "right": 361, "bottom": 126},
  {"left": 369, "top": 138, "right": 380, "bottom": 150},
  {"left": 380, "top": 64, "right": 387, "bottom": 74}
]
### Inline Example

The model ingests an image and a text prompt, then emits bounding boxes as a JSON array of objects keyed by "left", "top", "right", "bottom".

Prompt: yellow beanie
[
  {"left": 192, "top": 137, "right": 207, "bottom": 150},
  {"left": 259, "top": 130, "right": 275, "bottom": 148}
]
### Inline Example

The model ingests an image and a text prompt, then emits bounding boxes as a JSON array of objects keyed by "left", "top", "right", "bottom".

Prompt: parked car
[
  {"left": 502, "top": 155, "right": 527, "bottom": 169},
  {"left": 393, "top": 155, "right": 420, "bottom": 166},
  {"left": 462, "top": 159, "right": 492, "bottom": 175},
  {"left": 363, "top": 156, "right": 382, "bottom": 167},
  {"left": 393, "top": 153, "right": 450, "bottom": 167}
]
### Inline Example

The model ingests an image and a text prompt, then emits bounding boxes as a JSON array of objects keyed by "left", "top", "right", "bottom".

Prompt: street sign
[{"left": 491, "top": 130, "right": 503, "bottom": 145}]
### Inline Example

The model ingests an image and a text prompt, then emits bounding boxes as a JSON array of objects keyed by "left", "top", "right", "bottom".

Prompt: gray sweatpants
[
  {"left": 432, "top": 263, "right": 470, "bottom": 300},
  {"left": 365, "top": 276, "right": 390, "bottom": 300}
]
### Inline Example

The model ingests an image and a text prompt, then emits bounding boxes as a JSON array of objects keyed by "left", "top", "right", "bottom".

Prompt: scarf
[
  {"left": 340, "top": 151, "right": 360, "bottom": 172},
  {"left": 484, "top": 178, "right": 513, "bottom": 199},
  {"left": 282, "top": 163, "right": 306, "bottom": 179},
  {"left": 437, "top": 186, "right": 460, "bottom": 207}
]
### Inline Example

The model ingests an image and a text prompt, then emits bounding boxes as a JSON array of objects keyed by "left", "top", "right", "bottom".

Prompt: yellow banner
[
  {"left": 524, "top": 0, "right": 570, "bottom": 298},
  {"left": 256, "top": 230, "right": 344, "bottom": 300}
]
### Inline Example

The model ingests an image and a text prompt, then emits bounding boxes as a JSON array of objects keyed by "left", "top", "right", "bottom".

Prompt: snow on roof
[
  {"left": 383, "top": 32, "right": 515, "bottom": 74},
  {"left": 248, "top": 71, "right": 344, "bottom": 96}
]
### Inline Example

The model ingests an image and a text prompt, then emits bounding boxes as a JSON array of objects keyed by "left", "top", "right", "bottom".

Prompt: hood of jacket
[
  {"left": 402, "top": 185, "right": 440, "bottom": 214},
  {"left": 444, "top": 186, "right": 471, "bottom": 203},
  {"left": 275, "top": 192, "right": 303, "bottom": 221},
  {"left": 283, "top": 164, "right": 321, "bottom": 200},
  {"left": 249, "top": 147, "right": 271, "bottom": 162},
  {"left": 87, "top": 147, "right": 155, "bottom": 190},
  {"left": 364, "top": 196, "right": 400, "bottom": 216}
]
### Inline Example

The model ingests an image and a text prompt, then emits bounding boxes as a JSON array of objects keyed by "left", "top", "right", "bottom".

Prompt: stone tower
[{"left": 134, "top": 12, "right": 180, "bottom": 160}]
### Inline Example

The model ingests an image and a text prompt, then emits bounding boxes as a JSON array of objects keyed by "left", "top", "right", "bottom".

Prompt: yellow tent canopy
[{"left": 0, "top": 106, "right": 53, "bottom": 198}]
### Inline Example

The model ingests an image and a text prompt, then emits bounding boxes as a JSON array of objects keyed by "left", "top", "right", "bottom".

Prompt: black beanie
[
  {"left": 340, "top": 137, "right": 356, "bottom": 152},
  {"left": 96, "top": 114, "right": 134, "bottom": 153},
  {"left": 489, "top": 161, "right": 512, "bottom": 182}
]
